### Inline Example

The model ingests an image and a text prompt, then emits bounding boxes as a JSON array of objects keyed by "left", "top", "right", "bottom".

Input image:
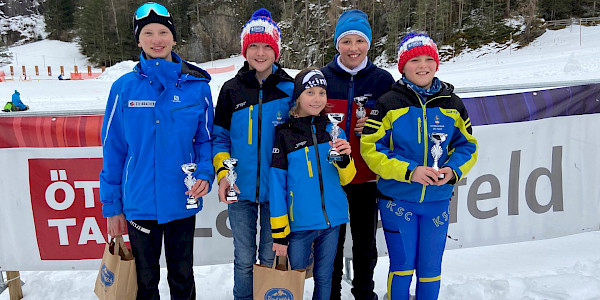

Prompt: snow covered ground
[{"left": 1, "top": 25, "right": 600, "bottom": 299}]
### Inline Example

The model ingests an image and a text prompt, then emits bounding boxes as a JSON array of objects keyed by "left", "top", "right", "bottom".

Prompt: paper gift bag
[
  {"left": 253, "top": 256, "right": 306, "bottom": 300},
  {"left": 94, "top": 236, "right": 137, "bottom": 300}
]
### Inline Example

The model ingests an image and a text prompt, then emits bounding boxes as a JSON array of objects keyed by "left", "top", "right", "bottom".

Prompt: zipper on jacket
[
  {"left": 255, "top": 86, "right": 264, "bottom": 203},
  {"left": 248, "top": 105, "right": 253, "bottom": 144},
  {"left": 310, "top": 122, "right": 330, "bottom": 226},
  {"left": 289, "top": 191, "right": 294, "bottom": 222},
  {"left": 344, "top": 76, "right": 355, "bottom": 138},
  {"left": 305, "top": 147, "right": 313, "bottom": 177}
]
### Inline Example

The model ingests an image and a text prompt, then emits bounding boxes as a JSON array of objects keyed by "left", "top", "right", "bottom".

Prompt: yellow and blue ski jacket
[
  {"left": 212, "top": 62, "right": 294, "bottom": 203},
  {"left": 269, "top": 116, "right": 356, "bottom": 245},
  {"left": 360, "top": 80, "right": 478, "bottom": 202}
]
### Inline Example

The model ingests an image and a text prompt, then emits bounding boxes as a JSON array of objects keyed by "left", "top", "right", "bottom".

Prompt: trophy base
[
  {"left": 186, "top": 203, "right": 199, "bottom": 209},
  {"left": 226, "top": 196, "right": 238, "bottom": 202},
  {"left": 438, "top": 174, "right": 445, "bottom": 179}
]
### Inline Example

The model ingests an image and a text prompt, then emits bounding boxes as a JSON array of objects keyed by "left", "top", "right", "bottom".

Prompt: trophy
[
  {"left": 429, "top": 132, "right": 448, "bottom": 179},
  {"left": 181, "top": 163, "right": 199, "bottom": 209},
  {"left": 327, "top": 113, "right": 345, "bottom": 162},
  {"left": 223, "top": 158, "right": 239, "bottom": 202},
  {"left": 354, "top": 96, "right": 368, "bottom": 136}
]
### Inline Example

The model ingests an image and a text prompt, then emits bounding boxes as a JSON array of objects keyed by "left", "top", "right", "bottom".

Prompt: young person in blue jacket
[
  {"left": 361, "top": 33, "right": 478, "bottom": 300},
  {"left": 270, "top": 68, "right": 356, "bottom": 299},
  {"left": 99, "top": 3, "right": 214, "bottom": 299},
  {"left": 212, "top": 8, "right": 294, "bottom": 300},
  {"left": 320, "top": 9, "right": 395, "bottom": 300}
]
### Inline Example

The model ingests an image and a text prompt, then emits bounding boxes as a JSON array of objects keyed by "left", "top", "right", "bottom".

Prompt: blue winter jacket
[
  {"left": 270, "top": 116, "right": 356, "bottom": 245},
  {"left": 12, "top": 91, "right": 27, "bottom": 110},
  {"left": 212, "top": 62, "right": 294, "bottom": 203},
  {"left": 100, "top": 52, "right": 214, "bottom": 224}
]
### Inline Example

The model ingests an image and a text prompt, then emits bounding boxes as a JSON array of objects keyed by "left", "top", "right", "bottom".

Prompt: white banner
[{"left": 0, "top": 112, "right": 599, "bottom": 271}]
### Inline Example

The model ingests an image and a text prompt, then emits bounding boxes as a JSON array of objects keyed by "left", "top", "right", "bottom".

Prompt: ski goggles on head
[{"left": 134, "top": 2, "right": 171, "bottom": 20}]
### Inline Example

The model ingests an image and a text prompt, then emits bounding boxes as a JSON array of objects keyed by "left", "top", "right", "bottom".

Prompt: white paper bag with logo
[
  {"left": 253, "top": 255, "right": 305, "bottom": 300},
  {"left": 94, "top": 236, "right": 137, "bottom": 300}
]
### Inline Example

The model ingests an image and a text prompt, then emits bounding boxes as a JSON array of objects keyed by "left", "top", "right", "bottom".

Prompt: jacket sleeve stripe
[
  {"left": 213, "top": 152, "right": 231, "bottom": 183},
  {"left": 271, "top": 215, "right": 290, "bottom": 239},
  {"left": 334, "top": 158, "right": 356, "bottom": 186},
  {"left": 361, "top": 109, "right": 413, "bottom": 182},
  {"left": 103, "top": 94, "right": 119, "bottom": 145}
]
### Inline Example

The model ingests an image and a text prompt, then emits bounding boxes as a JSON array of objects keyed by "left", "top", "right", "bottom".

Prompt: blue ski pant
[{"left": 379, "top": 199, "right": 450, "bottom": 300}]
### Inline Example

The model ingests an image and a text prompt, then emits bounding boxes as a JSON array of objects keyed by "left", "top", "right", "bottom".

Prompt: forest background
[{"left": 1, "top": 0, "right": 599, "bottom": 69}]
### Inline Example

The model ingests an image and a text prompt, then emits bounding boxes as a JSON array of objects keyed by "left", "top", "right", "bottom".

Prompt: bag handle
[
  {"left": 272, "top": 255, "right": 290, "bottom": 270},
  {"left": 114, "top": 235, "right": 131, "bottom": 257}
]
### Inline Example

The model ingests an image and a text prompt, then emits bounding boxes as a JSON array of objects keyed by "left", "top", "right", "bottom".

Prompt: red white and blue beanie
[
  {"left": 397, "top": 33, "right": 440, "bottom": 74},
  {"left": 241, "top": 8, "right": 281, "bottom": 60}
]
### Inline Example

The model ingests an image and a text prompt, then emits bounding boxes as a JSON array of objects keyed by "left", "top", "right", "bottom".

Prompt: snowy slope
[{"left": 1, "top": 25, "right": 600, "bottom": 299}]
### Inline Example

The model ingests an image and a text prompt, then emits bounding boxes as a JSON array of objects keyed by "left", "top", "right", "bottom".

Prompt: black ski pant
[
  {"left": 331, "top": 181, "right": 379, "bottom": 300},
  {"left": 127, "top": 215, "right": 196, "bottom": 300}
]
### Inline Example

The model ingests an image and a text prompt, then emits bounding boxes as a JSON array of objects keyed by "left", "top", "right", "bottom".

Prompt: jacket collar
[
  {"left": 326, "top": 54, "right": 376, "bottom": 79},
  {"left": 236, "top": 61, "right": 293, "bottom": 87},
  {"left": 134, "top": 51, "right": 210, "bottom": 87}
]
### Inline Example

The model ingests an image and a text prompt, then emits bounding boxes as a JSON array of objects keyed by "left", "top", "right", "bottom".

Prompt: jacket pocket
[{"left": 305, "top": 147, "right": 313, "bottom": 177}]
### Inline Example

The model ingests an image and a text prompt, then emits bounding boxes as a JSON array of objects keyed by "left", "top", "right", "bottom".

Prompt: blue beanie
[{"left": 334, "top": 9, "right": 372, "bottom": 50}]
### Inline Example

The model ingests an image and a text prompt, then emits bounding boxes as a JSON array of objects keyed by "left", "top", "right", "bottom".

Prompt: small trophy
[
  {"left": 430, "top": 132, "right": 448, "bottom": 179},
  {"left": 327, "top": 113, "right": 345, "bottom": 162},
  {"left": 354, "top": 96, "right": 368, "bottom": 136},
  {"left": 223, "top": 158, "right": 239, "bottom": 202},
  {"left": 182, "top": 163, "right": 199, "bottom": 209}
]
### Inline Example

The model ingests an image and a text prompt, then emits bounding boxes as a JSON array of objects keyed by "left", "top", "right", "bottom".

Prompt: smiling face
[
  {"left": 402, "top": 55, "right": 438, "bottom": 89},
  {"left": 337, "top": 34, "right": 369, "bottom": 69},
  {"left": 137, "top": 23, "right": 176, "bottom": 61},
  {"left": 245, "top": 42, "right": 276, "bottom": 81},
  {"left": 296, "top": 86, "right": 327, "bottom": 117}
]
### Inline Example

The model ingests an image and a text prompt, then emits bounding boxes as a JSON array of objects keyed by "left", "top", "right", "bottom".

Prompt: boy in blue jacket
[
  {"left": 212, "top": 8, "right": 294, "bottom": 300},
  {"left": 361, "top": 33, "right": 478, "bottom": 300},
  {"left": 270, "top": 68, "right": 356, "bottom": 299},
  {"left": 99, "top": 3, "right": 214, "bottom": 299}
]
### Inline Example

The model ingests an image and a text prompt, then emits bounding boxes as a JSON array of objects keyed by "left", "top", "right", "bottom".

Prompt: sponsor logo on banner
[
  {"left": 29, "top": 158, "right": 109, "bottom": 260},
  {"left": 265, "top": 288, "right": 293, "bottom": 300}
]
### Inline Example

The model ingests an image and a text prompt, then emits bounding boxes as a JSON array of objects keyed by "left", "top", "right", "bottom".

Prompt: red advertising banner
[
  {"left": 28, "top": 158, "right": 106, "bottom": 260},
  {"left": 0, "top": 115, "right": 103, "bottom": 148}
]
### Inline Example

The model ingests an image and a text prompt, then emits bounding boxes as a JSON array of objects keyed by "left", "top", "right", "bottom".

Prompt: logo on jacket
[
  {"left": 129, "top": 100, "right": 155, "bottom": 107},
  {"left": 265, "top": 288, "right": 293, "bottom": 300},
  {"left": 295, "top": 140, "right": 307, "bottom": 149},
  {"left": 100, "top": 264, "right": 115, "bottom": 287},
  {"left": 272, "top": 111, "right": 284, "bottom": 126},
  {"left": 431, "top": 114, "right": 445, "bottom": 130},
  {"left": 173, "top": 95, "right": 180, "bottom": 103},
  {"left": 272, "top": 147, "right": 280, "bottom": 154},
  {"left": 370, "top": 109, "right": 379, "bottom": 116},
  {"left": 235, "top": 101, "right": 247, "bottom": 110}
]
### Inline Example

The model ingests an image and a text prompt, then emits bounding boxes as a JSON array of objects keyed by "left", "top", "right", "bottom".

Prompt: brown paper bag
[
  {"left": 253, "top": 255, "right": 306, "bottom": 300},
  {"left": 94, "top": 236, "right": 137, "bottom": 300}
]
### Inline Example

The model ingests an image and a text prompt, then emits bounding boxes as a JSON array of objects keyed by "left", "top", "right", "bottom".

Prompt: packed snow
[{"left": 1, "top": 25, "right": 600, "bottom": 299}]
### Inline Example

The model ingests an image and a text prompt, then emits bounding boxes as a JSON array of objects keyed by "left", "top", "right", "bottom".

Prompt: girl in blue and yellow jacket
[
  {"left": 361, "top": 33, "right": 478, "bottom": 300},
  {"left": 270, "top": 68, "right": 356, "bottom": 299}
]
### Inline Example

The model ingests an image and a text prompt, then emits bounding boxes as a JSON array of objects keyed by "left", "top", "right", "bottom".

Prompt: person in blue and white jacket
[
  {"left": 270, "top": 68, "right": 356, "bottom": 299},
  {"left": 99, "top": 3, "right": 213, "bottom": 299}
]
